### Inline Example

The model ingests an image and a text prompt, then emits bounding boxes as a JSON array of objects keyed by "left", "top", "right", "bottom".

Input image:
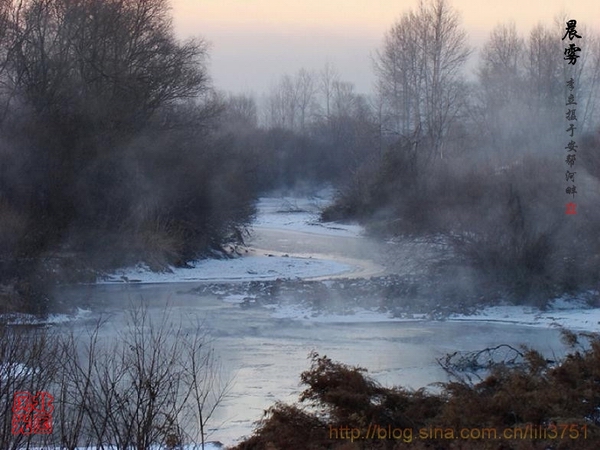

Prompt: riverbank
[
  {"left": 4, "top": 191, "right": 600, "bottom": 334},
  {"left": 2, "top": 192, "right": 594, "bottom": 447}
]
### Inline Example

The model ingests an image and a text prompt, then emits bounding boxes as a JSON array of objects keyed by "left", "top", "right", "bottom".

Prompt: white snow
[
  {"left": 98, "top": 255, "right": 353, "bottom": 284},
  {"left": 266, "top": 302, "right": 428, "bottom": 323},
  {"left": 97, "top": 191, "right": 365, "bottom": 284},
  {"left": 1, "top": 307, "right": 92, "bottom": 326},
  {"left": 252, "top": 194, "right": 363, "bottom": 237},
  {"left": 449, "top": 296, "right": 600, "bottom": 332},
  {"left": 222, "top": 294, "right": 255, "bottom": 304}
]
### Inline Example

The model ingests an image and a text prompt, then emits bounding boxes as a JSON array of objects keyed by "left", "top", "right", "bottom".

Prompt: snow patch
[
  {"left": 98, "top": 256, "right": 353, "bottom": 284},
  {"left": 223, "top": 294, "right": 256, "bottom": 304},
  {"left": 449, "top": 300, "right": 600, "bottom": 331},
  {"left": 252, "top": 194, "right": 363, "bottom": 238},
  {"left": 96, "top": 191, "right": 367, "bottom": 285},
  {"left": 1, "top": 307, "right": 92, "bottom": 326},
  {"left": 266, "top": 303, "right": 427, "bottom": 323}
]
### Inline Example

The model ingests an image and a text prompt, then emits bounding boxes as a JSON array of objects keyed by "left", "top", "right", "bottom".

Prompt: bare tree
[
  {"left": 8, "top": 0, "right": 208, "bottom": 138},
  {"left": 0, "top": 324, "right": 60, "bottom": 450},
  {"left": 475, "top": 22, "right": 528, "bottom": 160},
  {"left": 525, "top": 23, "right": 563, "bottom": 123},
  {"left": 280, "top": 74, "right": 298, "bottom": 130},
  {"left": 222, "top": 92, "right": 258, "bottom": 131},
  {"left": 374, "top": 0, "right": 471, "bottom": 160},
  {"left": 263, "top": 77, "right": 289, "bottom": 129},
  {"left": 331, "top": 80, "right": 356, "bottom": 118},
  {"left": 579, "top": 31, "right": 600, "bottom": 132},
  {"left": 0, "top": 0, "right": 20, "bottom": 121},
  {"left": 51, "top": 304, "right": 228, "bottom": 449},
  {"left": 295, "top": 68, "right": 316, "bottom": 131},
  {"left": 183, "top": 321, "right": 230, "bottom": 449},
  {"left": 263, "top": 69, "right": 317, "bottom": 131},
  {"left": 555, "top": 19, "right": 600, "bottom": 135},
  {"left": 476, "top": 18, "right": 600, "bottom": 157},
  {"left": 374, "top": 9, "right": 422, "bottom": 137},
  {"left": 478, "top": 22, "right": 524, "bottom": 109},
  {"left": 319, "top": 61, "right": 339, "bottom": 123}
]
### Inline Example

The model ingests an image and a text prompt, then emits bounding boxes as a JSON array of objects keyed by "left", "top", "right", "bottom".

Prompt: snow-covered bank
[
  {"left": 97, "top": 255, "right": 354, "bottom": 284},
  {"left": 265, "top": 298, "right": 600, "bottom": 332},
  {"left": 449, "top": 296, "right": 600, "bottom": 332},
  {"left": 97, "top": 191, "right": 373, "bottom": 284}
]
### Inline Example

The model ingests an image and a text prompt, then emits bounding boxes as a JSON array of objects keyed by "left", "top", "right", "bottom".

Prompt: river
[{"left": 52, "top": 193, "right": 571, "bottom": 446}]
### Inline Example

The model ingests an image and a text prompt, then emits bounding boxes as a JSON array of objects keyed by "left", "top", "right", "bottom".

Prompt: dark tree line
[
  {"left": 0, "top": 0, "right": 256, "bottom": 313},
  {"left": 221, "top": 66, "right": 381, "bottom": 192}
]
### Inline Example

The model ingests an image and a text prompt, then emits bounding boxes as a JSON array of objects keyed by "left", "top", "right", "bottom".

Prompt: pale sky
[{"left": 172, "top": 0, "right": 600, "bottom": 96}]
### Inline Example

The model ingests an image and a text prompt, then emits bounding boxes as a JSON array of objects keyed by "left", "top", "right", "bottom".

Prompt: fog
[
  {"left": 1, "top": 0, "right": 600, "bottom": 448},
  {"left": 171, "top": 0, "right": 600, "bottom": 95}
]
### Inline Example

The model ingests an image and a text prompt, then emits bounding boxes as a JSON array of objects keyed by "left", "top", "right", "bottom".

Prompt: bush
[
  {"left": 0, "top": 0, "right": 259, "bottom": 312},
  {"left": 325, "top": 141, "right": 600, "bottom": 305},
  {"left": 234, "top": 339, "right": 600, "bottom": 449}
]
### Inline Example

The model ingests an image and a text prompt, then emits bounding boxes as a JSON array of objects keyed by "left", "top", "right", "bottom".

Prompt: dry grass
[{"left": 232, "top": 335, "right": 600, "bottom": 450}]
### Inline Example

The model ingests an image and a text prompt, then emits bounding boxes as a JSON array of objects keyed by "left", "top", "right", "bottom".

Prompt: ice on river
[{"left": 18, "top": 191, "right": 600, "bottom": 332}]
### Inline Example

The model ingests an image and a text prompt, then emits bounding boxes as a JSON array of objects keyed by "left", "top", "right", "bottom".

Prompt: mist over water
[
  {"left": 55, "top": 287, "right": 569, "bottom": 445},
  {"left": 2, "top": 1, "right": 600, "bottom": 448},
  {"left": 53, "top": 193, "right": 570, "bottom": 446}
]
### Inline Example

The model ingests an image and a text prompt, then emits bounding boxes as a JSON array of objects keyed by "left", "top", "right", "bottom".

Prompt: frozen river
[{"left": 52, "top": 193, "right": 581, "bottom": 446}]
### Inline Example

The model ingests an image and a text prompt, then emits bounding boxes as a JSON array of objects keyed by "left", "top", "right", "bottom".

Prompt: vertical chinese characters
[{"left": 562, "top": 20, "right": 582, "bottom": 215}]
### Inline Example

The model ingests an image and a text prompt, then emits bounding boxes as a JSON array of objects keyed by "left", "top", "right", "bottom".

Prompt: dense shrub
[
  {"left": 233, "top": 338, "right": 600, "bottom": 449},
  {"left": 0, "top": 0, "right": 258, "bottom": 312},
  {"left": 325, "top": 137, "right": 600, "bottom": 305}
]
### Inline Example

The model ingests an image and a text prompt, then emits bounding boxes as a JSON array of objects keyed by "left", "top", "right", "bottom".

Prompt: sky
[{"left": 171, "top": 0, "right": 600, "bottom": 96}]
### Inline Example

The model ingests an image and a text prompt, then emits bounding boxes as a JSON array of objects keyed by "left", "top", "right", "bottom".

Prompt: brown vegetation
[{"left": 233, "top": 334, "right": 600, "bottom": 450}]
